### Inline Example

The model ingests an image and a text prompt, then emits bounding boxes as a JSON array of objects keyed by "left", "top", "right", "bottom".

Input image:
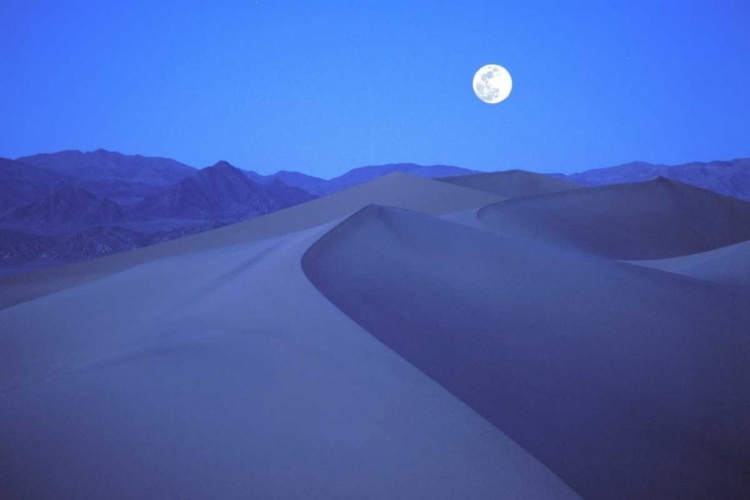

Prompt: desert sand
[
  {"left": 630, "top": 239, "right": 750, "bottom": 291},
  {"left": 303, "top": 204, "right": 750, "bottom": 499},
  {"left": 439, "top": 169, "right": 580, "bottom": 197},
  {"left": 2, "top": 171, "right": 749, "bottom": 498},
  {"left": 476, "top": 177, "right": 750, "bottom": 259},
  {"left": 0, "top": 173, "right": 504, "bottom": 311}
]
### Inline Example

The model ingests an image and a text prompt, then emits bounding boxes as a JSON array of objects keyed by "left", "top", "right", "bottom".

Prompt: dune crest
[
  {"left": 303, "top": 204, "right": 750, "bottom": 499},
  {"left": 476, "top": 177, "right": 750, "bottom": 260},
  {"left": 0, "top": 173, "right": 505, "bottom": 310},
  {"left": 439, "top": 169, "right": 580, "bottom": 198}
]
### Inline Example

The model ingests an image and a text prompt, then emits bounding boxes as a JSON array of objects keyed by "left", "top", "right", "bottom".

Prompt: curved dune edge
[
  {"left": 0, "top": 173, "right": 505, "bottom": 311},
  {"left": 438, "top": 169, "right": 581, "bottom": 198},
  {"left": 475, "top": 177, "right": 750, "bottom": 260},
  {"left": 302, "top": 204, "right": 750, "bottom": 499},
  {"left": 628, "top": 239, "right": 750, "bottom": 291},
  {"left": 0, "top": 219, "right": 579, "bottom": 499}
]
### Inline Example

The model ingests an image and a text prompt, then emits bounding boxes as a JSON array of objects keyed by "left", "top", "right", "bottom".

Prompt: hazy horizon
[{"left": 8, "top": 147, "right": 750, "bottom": 179}]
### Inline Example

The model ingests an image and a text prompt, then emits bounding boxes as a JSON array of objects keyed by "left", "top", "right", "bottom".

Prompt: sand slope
[
  {"left": 0, "top": 173, "right": 505, "bottom": 311},
  {"left": 630, "top": 239, "right": 750, "bottom": 290},
  {"left": 439, "top": 169, "right": 580, "bottom": 198},
  {"left": 4, "top": 169, "right": 749, "bottom": 498},
  {"left": 303, "top": 205, "right": 750, "bottom": 499},
  {"left": 476, "top": 177, "right": 750, "bottom": 259},
  {"left": 0, "top": 220, "right": 578, "bottom": 499}
]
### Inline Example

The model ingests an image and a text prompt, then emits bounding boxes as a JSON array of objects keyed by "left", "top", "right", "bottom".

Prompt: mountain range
[
  {"left": 2, "top": 185, "right": 125, "bottom": 234},
  {"left": 556, "top": 157, "right": 750, "bottom": 202},
  {"left": 0, "top": 157, "right": 72, "bottom": 214},
  {"left": 1, "top": 149, "right": 749, "bottom": 275},
  {"left": 0, "top": 153, "right": 317, "bottom": 274},
  {"left": 133, "top": 160, "right": 315, "bottom": 221},
  {"left": 18, "top": 149, "right": 197, "bottom": 184}
]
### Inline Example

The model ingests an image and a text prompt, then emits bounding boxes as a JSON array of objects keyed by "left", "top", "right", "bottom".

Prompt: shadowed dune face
[
  {"left": 476, "top": 177, "right": 750, "bottom": 260},
  {"left": 302, "top": 205, "right": 750, "bottom": 500},
  {"left": 439, "top": 170, "right": 581, "bottom": 198}
]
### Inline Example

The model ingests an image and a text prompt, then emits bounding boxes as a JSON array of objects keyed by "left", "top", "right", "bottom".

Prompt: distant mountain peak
[
  {"left": 133, "top": 159, "right": 316, "bottom": 222},
  {"left": 203, "top": 161, "right": 252, "bottom": 183},
  {"left": 210, "top": 160, "right": 236, "bottom": 170}
]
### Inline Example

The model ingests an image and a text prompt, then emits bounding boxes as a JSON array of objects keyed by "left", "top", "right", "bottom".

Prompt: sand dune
[
  {"left": 476, "top": 177, "right": 750, "bottom": 259},
  {"left": 630, "top": 239, "right": 750, "bottom": 290},
  {"left": 3, "top": 170, "right": 749, "bottom": 498},
  {"left": 439, "top": 169, "right": 580, "bottom": 198},
  {"left": 0, "top": 173, "right": 505, "bottom": 310},
  {"left": 0, "top": 219, "right": 578, "bottom": 499},
  {"left": 303, "top": 205, "right": 750, "bottom": 499}
]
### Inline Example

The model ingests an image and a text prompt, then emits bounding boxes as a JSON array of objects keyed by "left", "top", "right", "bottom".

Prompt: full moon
[{"left": 473, "top": 64, "right": 512, "bottom": 104}]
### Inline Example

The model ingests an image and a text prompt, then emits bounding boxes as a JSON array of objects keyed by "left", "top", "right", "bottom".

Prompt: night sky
[{"left": 2, "top": 0, "right": 749, "bottom": 177}]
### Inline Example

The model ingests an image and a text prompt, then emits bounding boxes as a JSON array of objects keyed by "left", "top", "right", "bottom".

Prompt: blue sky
[{"left": 1, "top": 0, "right": 749, "bottom": 177}]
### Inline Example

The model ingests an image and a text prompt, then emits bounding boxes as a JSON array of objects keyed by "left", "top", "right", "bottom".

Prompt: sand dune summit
[
  {"left": 439, "top": 169, "right": 580, "bottom": 198},
  {"left": 1, "top": 171, "right": 749, "bottom": 499},
  {"left": 476, "top": 176, "right": 750, "bottom": 259}
]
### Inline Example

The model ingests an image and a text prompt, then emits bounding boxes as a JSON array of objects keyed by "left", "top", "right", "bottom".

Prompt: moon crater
[{"left": 473, "top": 64, "right": 512, "bottom": 104}]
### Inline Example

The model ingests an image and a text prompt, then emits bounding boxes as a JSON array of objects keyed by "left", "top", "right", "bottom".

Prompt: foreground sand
[
  {"left": 0, "top": 220, "right": 578, "bottom": 499},
  {"left": 2, "top": 172, "right": 749, "bottom": 498}
]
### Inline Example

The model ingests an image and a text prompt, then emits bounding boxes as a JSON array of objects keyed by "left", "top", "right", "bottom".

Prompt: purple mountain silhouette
[
  {"left": 0, "top": 158, "right": 72, "bottom": 214},
  {"left": 563, "top": 158, "right": 750, "bottom": 202},
  {"left": 4, "top": 149, "right": 750, "bottom": 277},
  {"left": 134, "top": 160, "right": 316, "bottom": 221},
  {"left": 17, "top": 149, "right": 197, "bottom": 184},
  {"left": 1, "top": 185, "right": 125, "bottom": 234},
  {"left": 266, "top": 170, "right": 326, "bottom": 190},
  {"left": 72, "top": 179, "right": 167, "bottom": 205},
  {"left": 0, "top": 229, "right": 54, "bottom": 265}
]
